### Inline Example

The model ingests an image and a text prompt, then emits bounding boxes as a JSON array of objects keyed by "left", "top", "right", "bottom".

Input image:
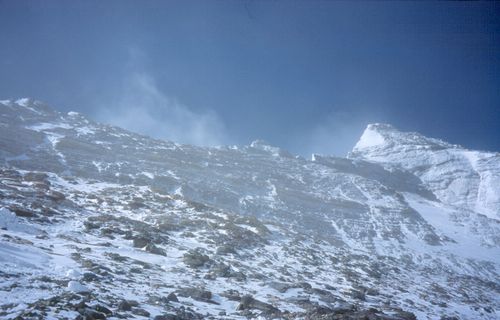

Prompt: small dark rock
[
  {"left": 166, "top": 292, "right": 179, "bottom": 302},
  {"left": 349, "top": 289, "right": 366, "bottom": 301},
  {"left": 269, "top": 281, "right": 290, "bottom": 293},
  {"left": 220, "top": 289, "right": 241, "bottom": 301},
  {"left": 211, "top": 263, "right": 231, "bottom": 277},
  {"left": 82, "top": 272, "right": 100, "bottom": 282},
  {"left": 145, "top": 243, "right": 166, "bottom": 256},
  {"left": 93, "top": 305, "right": 112, "bottom": 316},
  {"left": 216, "top": 245, "right": 236, "bottom": 255},
  {"left": 129, "top": 200, "right": 147, "bottom": 209},
  {"left": 117, "top": 300, "right": 132, "bottom": 311},
  {"left": 129, "top": 267, "right": 143, "bottom": 274},
  {"left": 154, "top": 315, "right": 181, "bottom": 320},
  {"left": 394, "top": 309, "right": 417, "bottom": 320},
  {"left": 83, "top": 308, "right": 106, "bottom": 319},
  {"left": 330, "top": 303, "right": 356, "bottom": 314},
  {"left": 106, "top": 252, "right": 128, "bottom": 262},
  {"left": 132, "top": 307, "right": 150, "bottom": 317},
  {"left": 183, "top": 248, "right": 210, "bottom": 268},
  {"left": 47, "top": 190, "right": 66, "bottom": 202},
  {"left": 24, "top": 172, "right": 49, "bottom": 182},
  {"left": 38, "top": 276, "right": 53, "bottom": 283},
  {"left": 84, "top": 221, "right": 100, "bottom": 230},
  {"left": 133, "top": 237, "right": 149, "bottom": 248},
  {"left": 237, "top": 294, "right": 280, "bottom": 314},
  {"left": 177, "top": 287, "right": 212, "bottom": 302},
  {"left": 11, "top": 206, "right": 36, "bottom": 217}
]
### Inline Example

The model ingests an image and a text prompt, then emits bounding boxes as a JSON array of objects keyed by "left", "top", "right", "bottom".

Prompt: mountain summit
[
  {"left": 0, "top": 99, "right": 499, "bottom": 319},
  {"left": 352, "top": 123, "right": 455, "bottom": 151},
  {"left": 351, "top": 123, "right": 500, "bottom": 220}
]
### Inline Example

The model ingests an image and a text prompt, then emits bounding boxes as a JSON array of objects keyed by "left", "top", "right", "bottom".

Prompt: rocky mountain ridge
[{"left": 0, "top": 98, "right": 498, "bottom": 319}]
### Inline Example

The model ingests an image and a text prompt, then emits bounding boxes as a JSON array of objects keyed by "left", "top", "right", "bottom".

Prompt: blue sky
[{"left": 1, "top": 1, "right": 499, "bottom": 156}]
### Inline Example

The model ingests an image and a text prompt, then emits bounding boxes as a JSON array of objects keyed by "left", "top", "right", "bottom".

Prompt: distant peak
[
  {"left": 352, "top": 123, "right": 455, "bottom": 153},
  {"left": 353, "top": 123, "right": 391, "bottom": 150}
]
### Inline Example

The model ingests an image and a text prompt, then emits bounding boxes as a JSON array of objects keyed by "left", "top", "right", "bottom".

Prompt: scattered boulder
[
  {"left": 133, "top": 236, "right": 149, "bottom": 248},
  {"left": 47, "top": 190, "right": 66, "bottom": 202},
  {"left": 166, "top": 292, "right": 179, "bottom": 303},
  {"left": 183, "top": 248, "right": 210, "bottom": 268},
  {"left": 82, "top": 308, "right": 106, "bottom": 319},
  {"left": 23, "top": 172, "right": 49, "bottom": 183},
  {"left": 82, "top": 272, "right": 100, "bottom": 282},
  {"left": 129, "top": 199, "right": 148, "bottom": 209},
  {"left": 93, "top": 304, "right": 112, "bottom": 316},
  {"left": 117, "top": 299, "right": 139, "bottom": 311},
  {"left": 269, "top": 281, "right": 291, "bottom": 293},
  {"left": 105, "top": 252, "right": 128, "bottom": 262},
  {"left": 220, "top": 289, "right": 241, "bottom": 301},
  {"left": 84, "top": 221, "right": 100, "bottom": 230},
  {"left": 145, "top": 243, "right": 166, "bottom": 256},
  {"left": 216, "top": 244, "right": 237, "bottom": 255},
  {"left": 132, "top": 307, "right": 150, "bottom": 317},
  {"left": 177, "top": 287, "right": 213, "bottom": 303},
  {"left": 393, "top": 308, "right": 417, "bottom": 320},
  {"left": 210, "top": 263, "right": 231, "bottom": 278},
  {"left": 117, "top": 300, "right": 132, "bottom": 311},
  {"left": 154, "top": 316, "right": 177, "bottom": 320},
  {"left": 237, "top": 294, "right": 280, "bottom": 314},
  {"left": 10, "top": 206, "right": 36, "bottom": 217},
  {"left": 348, "top": 289, "right": 366, "bottom": 301},
  {"left": 304, "top": 305, "right": 417, "bottom": 320}
]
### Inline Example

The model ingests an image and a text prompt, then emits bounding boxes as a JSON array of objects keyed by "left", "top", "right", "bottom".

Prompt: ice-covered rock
[
  {"left": 65, "top": 269, "right": 82, "bottom": 279},
  {"left": 67, "top": 281, "right": 90, "bottom": 293}
]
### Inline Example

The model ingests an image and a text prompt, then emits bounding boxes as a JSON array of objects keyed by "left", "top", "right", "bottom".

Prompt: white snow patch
[
  {"left": 29, "top": 122, "right": 72, "bottom": 131},
  {"left": 67, "top": 281, "right": 90, "bottom": 293},
  {"left": 75, "top": 126, "right": 95, "bottom": 136},
  {"left": 0, "top": 207, "right": 42, "bottom": 235},
  {"left": 353, "top": 125, "right": 386, "bottom": 150},
  {"left": 0, "top": 241, "right": 50, "bottom": 270},
  {"left": 65, "top": 269, "right": 82, "bottom": 279},
  {"left": 15, "top": 98, "right": 31, "bottom": 107},
  {"left": 141, "top": 171, "right": 155, "bottom": 179},
  {"left": 404, "top": 193, "right": 500, "bottom": 263}
]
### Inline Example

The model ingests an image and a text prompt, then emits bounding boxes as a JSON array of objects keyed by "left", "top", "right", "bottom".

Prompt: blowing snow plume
[{"left": 96, "top": 73, "right": 229, "bottom": 147}]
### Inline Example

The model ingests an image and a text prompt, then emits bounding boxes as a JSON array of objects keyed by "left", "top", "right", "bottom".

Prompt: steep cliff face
[{"left": 0, "top": 99, "right": 498, "bottom": 319}]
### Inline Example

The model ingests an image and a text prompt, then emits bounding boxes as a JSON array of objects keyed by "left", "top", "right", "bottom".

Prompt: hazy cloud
[
  {"left": 96, "top": 73, "right": 229, "bottom": 147},
  {"left": 296, "top": 112, "right": 371, "bottom": 158}
]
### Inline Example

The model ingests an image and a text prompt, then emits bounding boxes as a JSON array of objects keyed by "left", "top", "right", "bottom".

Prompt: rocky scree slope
[{"left": 0, "top": 98, "right": 498, "bottom": 319}]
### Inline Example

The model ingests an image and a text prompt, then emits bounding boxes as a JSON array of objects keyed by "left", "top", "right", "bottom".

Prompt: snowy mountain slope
[
  {"left": 349, "top": 123, "right": 500, "bottom": 220},
  {"left": 0, "top": 99, "right": 499, "bottom": 319}
]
